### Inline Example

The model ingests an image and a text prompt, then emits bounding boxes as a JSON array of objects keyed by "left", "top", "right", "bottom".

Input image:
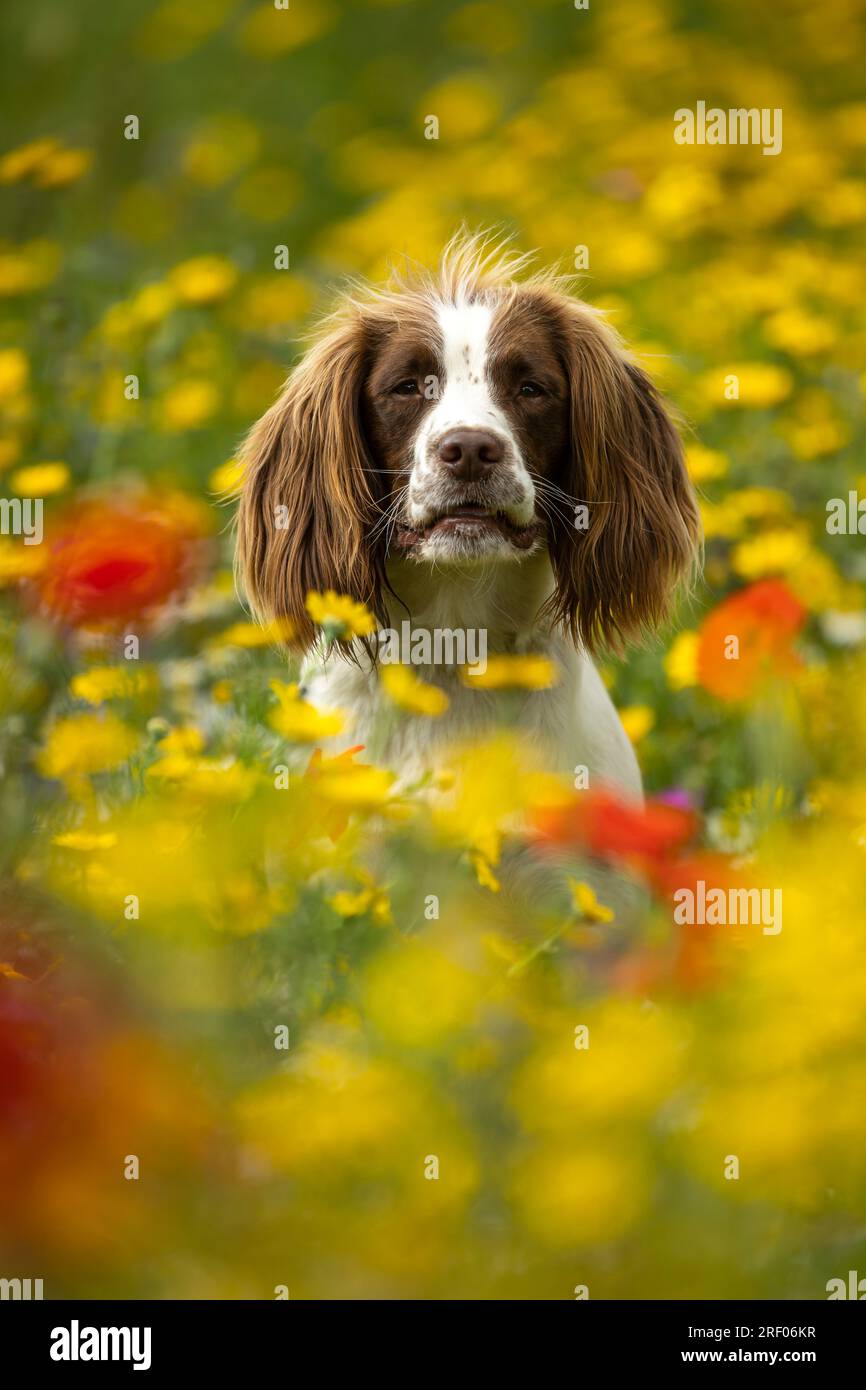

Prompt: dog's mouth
[{"left": 395, "top": 504, "right": 541, "bottom": 552}]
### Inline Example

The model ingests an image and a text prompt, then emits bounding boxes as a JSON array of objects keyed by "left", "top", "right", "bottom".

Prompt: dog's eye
[
  {"left": 391, "top": 379, "right": 419, "bottom": 396},
  {"left": 518, "top": 381, "right": 545, "bottom": 398}
]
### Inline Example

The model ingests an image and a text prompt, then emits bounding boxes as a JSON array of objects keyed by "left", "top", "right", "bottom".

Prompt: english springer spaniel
[{"left": 236, "top": 233, "right": 699, "bottom": 797}]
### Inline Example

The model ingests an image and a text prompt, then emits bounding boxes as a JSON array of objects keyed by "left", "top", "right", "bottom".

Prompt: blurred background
[{"left": 1, "top": 0, "right": 865, "bottom": 1299}]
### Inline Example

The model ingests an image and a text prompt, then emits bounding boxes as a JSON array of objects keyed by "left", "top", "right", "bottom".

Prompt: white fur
[
  {"left": 299, "top": 294, "right": 642, "bottom": 801},
  {"left": 406, "top": 301, "right": 535, "bottom": 545},
  {"left": 300, "top": 551, "right": 642, "bottom": 799}
]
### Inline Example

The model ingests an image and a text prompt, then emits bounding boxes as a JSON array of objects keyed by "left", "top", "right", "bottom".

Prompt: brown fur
[{"left": 235, "top": 232, "right": 700, "bottom": 653}]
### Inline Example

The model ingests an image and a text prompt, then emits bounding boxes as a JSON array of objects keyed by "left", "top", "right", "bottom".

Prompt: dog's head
[{"left": 236, "top": 233, "right": 700, "bottom": 650}]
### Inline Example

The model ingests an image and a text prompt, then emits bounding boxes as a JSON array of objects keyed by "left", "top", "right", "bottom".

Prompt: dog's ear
[
  {"left": 235, "top": 314, "right": 383, "bottom": 647},
  {"left": 545, "top": 300, "right": 700, "bottom": 651}
]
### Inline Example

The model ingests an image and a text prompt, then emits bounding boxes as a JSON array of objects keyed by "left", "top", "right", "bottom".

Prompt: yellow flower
[
  {"left": 461, "top": 653, "right": 558, "bottom": 690},
  {"left": 208, "top": 457, "right": 245, "bottom": 496},
  {"left": 70, "top": 665, "right": 156, "bottom": 705},
  {"left": 130, "top": 281, "right": 176, "bottom": 327},
  {"left": 432, "top": 733, "right": 538, "bottom": 870},
  {"left": 510, "top": 1146, "right": 648, "bottom": 1247},
  {"left": 380, "top": 664, "right": 449, "bottom": 716},
  {"left": 236, "top": 275, "right": 312, "bottom": 330},
  {"left": 239, "top": 1, "right": 337, "bottom": 58},
  {"left": 10, "top": 462, "right": 70, "bottom": 495},
  {"left": 787, "top": 549, "right": 854, "bottom": 613},
  {"left": 212, "top": 618, "right": 295, "bottom": 648},
  {"left": 567, "top": 878, "right": 615, "bottom": 923},
  {"left": 645, "top": 167, "right": 721, "bottom": 233},
  {"left": 362, "top": 942, "right": 482, "bottom": 1047},
  {"left": 417, "top": 74, "right": 501, "bottom": 141},
  {"left": 0, "top": 538, "right": 47, "bottom": 582},
  {"left": 731, "top": 528, "right": 809, "bottom": 580},
  {"left": 137, "top": 0, "right": 234, "bottom": 61},
  {"left": 0, "top": 138, "right": 90, "bottom": 188},
  {"left": 0, "top": 435, "right": 21, "bottom": 469},
  {"left": 813, "top": 178, "right": 866, "bottom": 227},
  {"left": 329, "top": 876, "right": 392, "bottom": 924},
  {"left": 0, "top": 138, "right": 59, "bottom": 183},
  {"left": 98, "top": 283, "right": 176, "bottom": 346},
  {"left": 726, "top": 487, "right": 792, "bottom": 524},
  {"left": 763, "top": 309, "right": 835, "bottom": 356},
  {"left": 313, "top": 762, "right": 394, "bottom": 808},
  {"left": 621, "top": 705, "right": 655, "bottom": 743},
  {"left": 168, "top": 255, "right": 238, "bottom": 304},
  {"left": 155, "top": 379, "right": 219, "bottom": 431},
  {"left": 157, "top": 725, "right": 206, "bottom": 756},
  {"left": 469, "top": 849, "right": 501, "bottom": 893},
  {"left": 701, "top": 487, "right": 792, "bottom": 541},
  {"left": 36, "top": 714, "right": 137, "bottom": 782},
  {"left": 0, "top": 240, "right": 60, "bottom": 296},
  {"left": 34, "top": 146, "right": 92, "bottom": 188},
  {"left": 146, "top": 755, "right": 258, "bottom": 800},
  {"left": 514, "top": 1001, "right": 684, "bottom": 1130},
  {"left": 52, "top": 831, "right": 118, "bottom": 851},
  {"left": 269, "top": 679, "right": 345, "bottom": 742},
  {"left": 305, "top": 590, "right": 376, "bottom": 640},
  {"left": 0, "top": 348, "right": 28, "bottom": 400},
  {"left": 664, "top": 631, "right": 698, "bottom": 689},
  {"left": 685, "top": 445, "right": 728, "bottom": 482},
  {"left": 700, "top": 362, "right": 793, "bottom": 409}
]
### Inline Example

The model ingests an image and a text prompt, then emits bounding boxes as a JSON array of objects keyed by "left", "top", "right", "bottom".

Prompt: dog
[{"left": 236, "top": 233, "right": 699, "bottom": 798}]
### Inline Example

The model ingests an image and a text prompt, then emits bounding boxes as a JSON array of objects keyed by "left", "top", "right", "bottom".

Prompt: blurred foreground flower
[
  {"left": 36, "top": 712, "right": 137, "bottom": 786},
  {"left": 567, "top": 877, "right": 615, "bottom": 923},
  {"left": 70, "top": 664, "right": 157, "bottom": 704},
  {"left": 461, "top": 653, "right": 558, "bottom": 689},
  {"left": 533, "top": 785, "right": 696, "bottom": 872},
  {"left": 380, "top": 664, "right": 448, "bottom": 716},
  {"left": 329, "top": 871, "right": 392, "bottom": 924},
  {"left": 0, "top": 918, "right": 219, "bottom": 1263},
  {"left": 211, "top": 618, "right": 295, "bottom": 649},
  {"left": 269, "top": 679, "right": 345, "bottom": 741},
  {"left": 306, "top": 748, "right": 394, "bottom": 809},
  {"left": 305, "top": 589, "right": 375, "bottom": 641}
]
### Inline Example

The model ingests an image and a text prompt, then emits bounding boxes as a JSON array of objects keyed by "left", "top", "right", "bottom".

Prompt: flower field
[{"left": 1, "top": 0, "right": 865, "bottom": 1299}]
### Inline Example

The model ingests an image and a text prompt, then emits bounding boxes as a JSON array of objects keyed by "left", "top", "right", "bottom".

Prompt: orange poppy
[{"left": 696, "top": 579, "right": 806, "bottom": 701}]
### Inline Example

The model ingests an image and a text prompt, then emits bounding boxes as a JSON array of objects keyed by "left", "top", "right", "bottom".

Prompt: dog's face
[
  {"left": 362, "top": 295, "right": 570, "bottom": 563},
  {"left": 236, "top": 236, "right": 700, "bottom": 651}
]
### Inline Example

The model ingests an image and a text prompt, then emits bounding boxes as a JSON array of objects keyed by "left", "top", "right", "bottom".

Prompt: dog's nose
[{"left": 437, "top": 429, "right": 504, "bottom": 481}]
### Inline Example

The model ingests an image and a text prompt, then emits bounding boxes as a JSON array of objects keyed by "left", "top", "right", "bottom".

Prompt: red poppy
[
  {"left": 617, "top": 850, "right": 750, "bottom": 995},
  {"left": 696, "top": 579, "right": 806, "bottom": 701},
  {"left": 34, "top": 494, "right": 209, "bottom": 628},
  {"left": 531, "top": 785, "right": 696, "bottom": 864}
]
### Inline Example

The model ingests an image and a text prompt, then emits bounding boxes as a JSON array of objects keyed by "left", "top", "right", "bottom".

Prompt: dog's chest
[{"left": 297, "top": 640, "right": 641, "bottom": 797}]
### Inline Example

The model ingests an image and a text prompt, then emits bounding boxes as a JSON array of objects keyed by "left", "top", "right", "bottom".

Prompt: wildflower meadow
[{"left": 1, "top": 0, "right": 865, "bottom": 1303}]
